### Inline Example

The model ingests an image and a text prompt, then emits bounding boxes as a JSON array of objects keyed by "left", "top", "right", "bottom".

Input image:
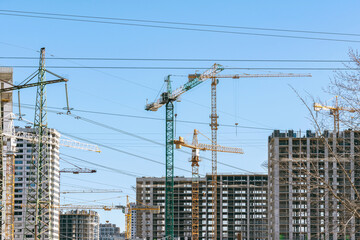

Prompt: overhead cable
[
  {"left": 0, "top": 56, "right": 353, "bottom": 62},
  {"left": 1, "top": 9, "right": 360, "bottom": 37},
  {"left": 0, "top": 11, "right": 359, "bottom": 43},
  {"left": 3, "top": 66, "right": 359, "bottom": 70}
]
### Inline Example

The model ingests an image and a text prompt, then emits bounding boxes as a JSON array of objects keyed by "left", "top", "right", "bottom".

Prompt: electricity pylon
[{"left": 22, "top": 48, "right": 68, "bottom": 240}]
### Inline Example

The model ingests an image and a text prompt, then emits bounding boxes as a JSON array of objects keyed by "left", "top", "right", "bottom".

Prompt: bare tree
[{"left": 283, "top": 53, "right": 360, "bottom": 239}]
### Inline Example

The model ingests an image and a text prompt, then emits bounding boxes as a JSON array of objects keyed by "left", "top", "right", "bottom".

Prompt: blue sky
[{"left": 1, "top": 0, "right": 360, "bottom": 229}]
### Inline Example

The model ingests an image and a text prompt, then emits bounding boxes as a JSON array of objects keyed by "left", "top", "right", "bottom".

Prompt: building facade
[
  {"left": 268, "top": 130, "right": 360, "bottom": 240},
  {"left": 99, "top": 223, "right": 122, "bottom": 240},
  {"left": 129, "top": 202, "right": 137, "bottom": 239},
  {"left": 136, "top": 174, "right": 268, "bottom": 240},
  {"left": 60, "top": 210, "right": 100, "bottom": 240},
  {"left": 13, "top": 126, "right": 61, "bottom": 239},
  {"left": 0, "top": 67, "right": 15, "bottom": 239}
]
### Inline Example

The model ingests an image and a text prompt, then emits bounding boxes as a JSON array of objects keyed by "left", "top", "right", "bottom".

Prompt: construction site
[{"left": 1, "top": 2, "right": 360, "bottom": 240}]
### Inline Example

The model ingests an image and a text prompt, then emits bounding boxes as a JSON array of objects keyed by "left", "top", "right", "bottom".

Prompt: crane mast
[{"left": 210, "top": 76, "right": 218, "bottom": 240}]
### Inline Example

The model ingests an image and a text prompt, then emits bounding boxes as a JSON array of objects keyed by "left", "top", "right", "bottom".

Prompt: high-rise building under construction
[
  {"left": 13, "top": 126, "right": 61, "bottom": 240},
  {"left": 268, "top": 130, "right": 360, "bottom": 240},
  {"left": 60, "top": 210, "right": 100, "bottom": 240},
  {"left": 136, "top": 174, "right": 268, "bottom": 240}
]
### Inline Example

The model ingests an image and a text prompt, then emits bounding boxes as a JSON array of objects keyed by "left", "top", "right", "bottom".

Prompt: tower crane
[
  {"left": 18, "top": 203, "right": 124, "bottom": 211},
  {"left": 174, "top": 129, "right": 243, "bottom": 240},
  {"left": 60, "top": 189, "right": 123, "bottom": 194},
  {"left": 148, "top": 64, "right": 311, "bottom": 239},
  {"left": 2, "top": 128, "right": 101, "bottom": 153},
  {"left": 145, "top": 64, "right": 224, "bottom": 239},
  {"left": 124, "top": 195, "right": 160, "bottom": 240},
  {"left": 60, "top": 155, "right": 97, "bottom": 174},
  {"left": 313, "top": 96, "right": 356, "bottom": 133},
  {"left": 60, "top": 168, "right": 97, "bottom": 174},
  {"left": 59, "top": 204, "right": 125, "bottom": 211},
  {"left": 197, "top": 70, "right": 312, "bottom": 239}
]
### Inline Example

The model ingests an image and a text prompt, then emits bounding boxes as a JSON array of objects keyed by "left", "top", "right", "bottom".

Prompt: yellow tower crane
[
  {"left": 174, "top": 129, "right": 243, "bottom": 240},
  {"left": 189, "top": 70, "right": 312, "bottom": 240},
  {"left": 314, "top": 96, "right": 356, "bottom": 133},
  {"left": 125, "top": 195, "right": 160, "bottom": 240}
]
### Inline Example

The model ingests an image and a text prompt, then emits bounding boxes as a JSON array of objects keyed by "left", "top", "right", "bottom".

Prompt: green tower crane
[{"left": 145, "top": 64, "right": 224, "bottom": 239}]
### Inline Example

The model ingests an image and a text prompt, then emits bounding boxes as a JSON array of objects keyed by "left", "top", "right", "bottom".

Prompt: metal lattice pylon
[{"left": 24, "top": 48, "right": 52, "bottom": 239}]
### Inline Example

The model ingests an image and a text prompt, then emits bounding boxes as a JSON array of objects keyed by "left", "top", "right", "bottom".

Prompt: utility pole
[
  {"left": 25, "top": 47, "right": 51, "bottom": 239},
  {"left": 22, "top": 48, "right": 68, "bottom": 239}
]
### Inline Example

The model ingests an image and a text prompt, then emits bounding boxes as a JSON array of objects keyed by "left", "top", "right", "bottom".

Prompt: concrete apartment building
[
  {"left": 99, "top": 223, "right": 122, "bottom": 240},
  {"left": 136, "top": 174, "right": 268, "bottom": 240},
  {"left": 268, "top": 130, "right": 360, "bottom": 240},
  {"left": 13, "top": 126, "right": 61, "bottom": 239},
  {"left": 60, "top": 210, "right": 100, "bottom": 240}
]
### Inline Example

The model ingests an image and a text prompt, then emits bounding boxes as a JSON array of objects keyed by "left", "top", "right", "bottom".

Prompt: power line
[
  {"left": 61, "top": 131, "right": 193, "bottom": 174},
  {"left": 1, "top": 11, "right": 360, "bottom": 43},
  {"left": 17, "top": 105, "right": 264, "bottom": 174},
  {"left": 15, "top": 111, "right": 194, "bottom": 174},
  {"left": 62, "top": 175, "right": 134, "bottom": 191},
  {"left": 17, "top": 103, "right": 279, "bottom": 131},
  {"left": 46, "top": 109, "right": 255, "bottom": 174},
  {"left": 2, "top": 9, "right": 360, "bottom": 37},
  {"left": 3, "top": 66, "right": 359, "bottom": 70},
  {"left": 15, "top": 106, "right": 271, "bottom": 174},
  {"left": 61, "top": 114, "right": 254, "bottom": 174},
  {"left": 0, "top": 56, "right": 353, "bottom": 62},
  {"left": 17, "top": 108, "right": 257, "bottom": 175}
]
